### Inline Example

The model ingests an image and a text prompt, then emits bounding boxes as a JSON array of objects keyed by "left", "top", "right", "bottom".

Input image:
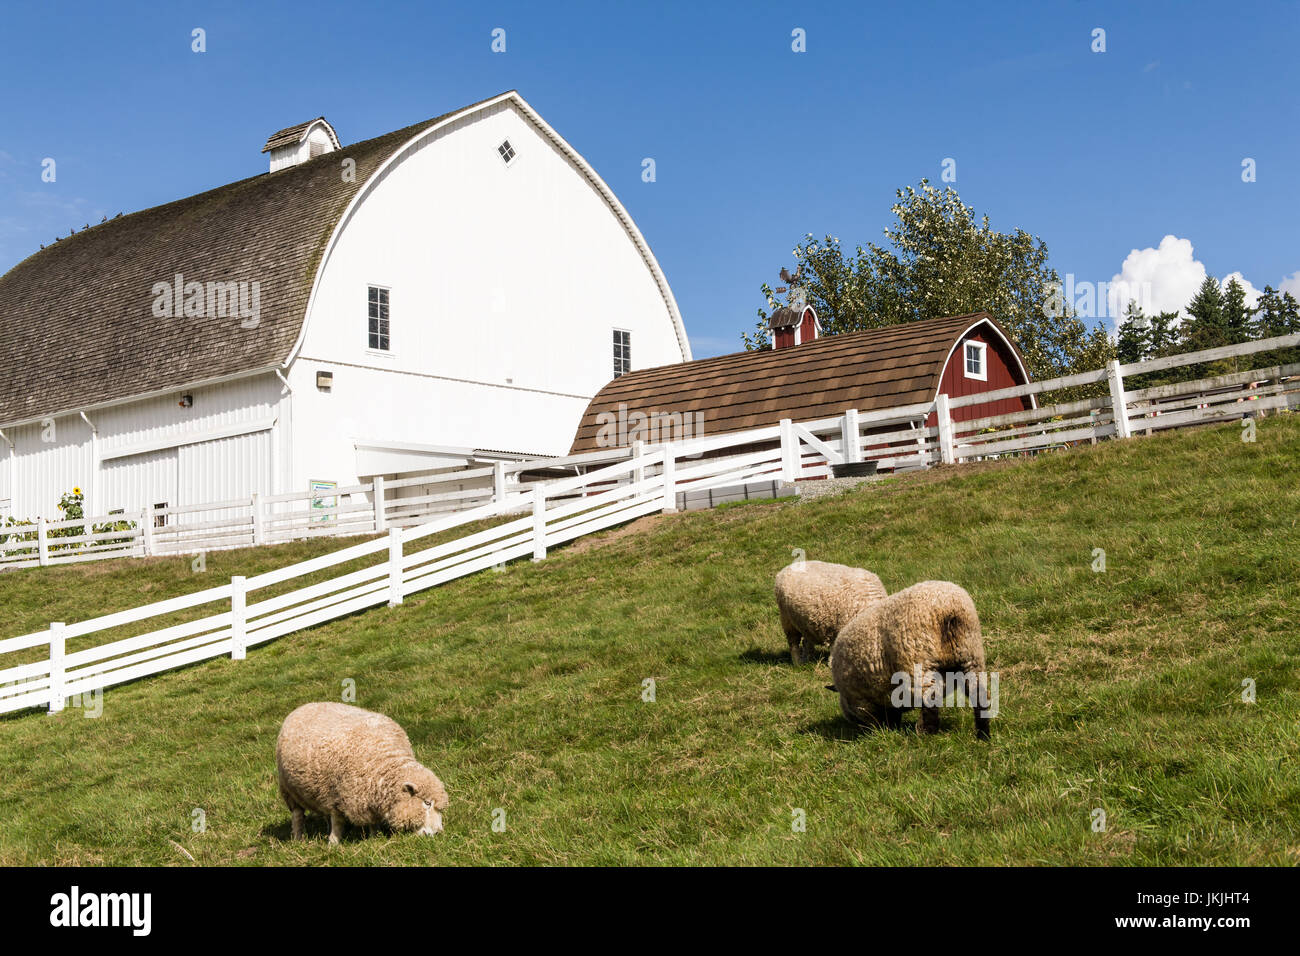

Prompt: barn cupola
[
  {"left": 261, "top": 117, "right": 341, "bottom": 172},
  {"left": 768, "top": 297, "right": 820, "bottom": 349}
]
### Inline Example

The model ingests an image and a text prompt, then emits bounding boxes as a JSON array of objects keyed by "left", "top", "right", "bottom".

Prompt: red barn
[{"left": 569, "top": 311, "right": 1033, "bottom": 459}]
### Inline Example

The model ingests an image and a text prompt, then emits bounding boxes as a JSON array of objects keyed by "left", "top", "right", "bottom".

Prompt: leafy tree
[{"left": 744, "top": 181, "right": 1115, "bottom": 388}]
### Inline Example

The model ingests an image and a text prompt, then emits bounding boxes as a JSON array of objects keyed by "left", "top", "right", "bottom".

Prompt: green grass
[{"left": 2, "top": 416, "right": 1298, "bottom": 865}]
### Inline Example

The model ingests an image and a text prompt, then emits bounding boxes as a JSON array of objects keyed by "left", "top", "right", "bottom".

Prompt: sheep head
[{"left": 385, "top": 765, "right": 449, "bottom": 836}]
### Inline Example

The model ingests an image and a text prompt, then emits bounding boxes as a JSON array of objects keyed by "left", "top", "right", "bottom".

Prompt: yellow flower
[{"left": 73, "top": 486, "right": 82, "bottom": 495}]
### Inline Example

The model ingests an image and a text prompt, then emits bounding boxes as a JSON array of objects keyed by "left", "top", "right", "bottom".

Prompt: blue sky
[{"left": 1, "top": 0, "right": 1296, "bottom": 357}]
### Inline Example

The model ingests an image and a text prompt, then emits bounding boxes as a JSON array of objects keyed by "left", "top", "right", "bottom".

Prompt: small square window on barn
[
  {"left": 613, "top": 329, "right": 632, "bottom": 377},
  {"left": 368, "top": 286, "right": 390, "bottom": 352},
  {"left": 153, "top": 503, "right": 168, "bottom": 529},
  {"left": 964, "top": 341, "right": 987, "bottom": 381},
  {"left": 497, "top": 139, "right": 516, "bottom": 165}
]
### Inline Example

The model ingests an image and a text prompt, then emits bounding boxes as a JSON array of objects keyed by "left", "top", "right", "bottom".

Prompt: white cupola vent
[{"left": 262, "top": 117, "right": 341, "bottom": 172}]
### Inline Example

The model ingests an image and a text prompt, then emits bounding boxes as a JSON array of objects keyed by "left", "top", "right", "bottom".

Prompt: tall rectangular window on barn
[
  {"left": 368, "top": 286, "right": 390, "bottom": 351},
  {"left": 964, "top": 341, "right": 987, "bottom": 381},
  {"left": 613, "top": 329, "right": 631, "bottom": 377}
]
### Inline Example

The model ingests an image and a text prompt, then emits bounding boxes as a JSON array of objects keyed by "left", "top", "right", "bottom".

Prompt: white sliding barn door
[
  {"left": 101, "top": 449, "right": 179, "bottom": 519},
  {"left": 178, "top": 431, "right": 272, "bottom": 531}
]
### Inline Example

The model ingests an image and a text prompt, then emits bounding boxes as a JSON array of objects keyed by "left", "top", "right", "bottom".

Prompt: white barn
[{"left": 0, "top": 91, "right": 690, "bottom": 525}]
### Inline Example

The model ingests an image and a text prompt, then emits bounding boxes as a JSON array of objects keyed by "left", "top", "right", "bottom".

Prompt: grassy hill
[{"left": 2, "top": 416, "right": 1298, "bottom": 865}]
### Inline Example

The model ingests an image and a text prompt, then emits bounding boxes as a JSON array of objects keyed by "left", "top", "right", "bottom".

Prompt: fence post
[
  {"left": 48, "top": 622, "right": 65, "bottom": 713},
  {"left": 532, "top": 486, "right": 547, "bottom": 561},
  {"left": 371, "top": 477, "right": 386, "bottom": 533},
  {"left": 841, "top": 409, "right": 862, "bottom": 464},
  {"left": 1107, "top": 360, "right": 1132, "bottom": 440},
  {"left": 935, "top": 393, "right": 956, "bottom": 465},
  {"left": 780, "top": 419, "right": 798, "bottom": 482},
  {"left": 37, "top": 516, "right": 49, "bottom": 566},
  {"left": 492, "top": 462, "right": 507, "bottom": 504},
  {"left": 387, "top": 527, "right": 404, "bottom": 606},
  {"left": 251, "top": 493, "right": 266, "bottom": 545},
  {"left": 661, "top": 444, "right": 677, "bottom": 512},
  {"left": 230, "top": 575, "right": 247, "bottom": 660},
  {"left": 631, "top": 440, "right": 645, "bottom": 488},
  {"left": 141, "top": 508, "right": 154, "bottom": 556}
]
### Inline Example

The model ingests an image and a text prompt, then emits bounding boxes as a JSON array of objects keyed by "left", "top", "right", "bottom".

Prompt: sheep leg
[
  {"left": 968, "top": 671, "right": 992, "bottom": 741},
  {"left": 328, "top": 811, "right": 345, "bottom": 846},
  {"left": 918, "top": 700, "right": 941, "bottom": 735},
  {"left": 801, "top": 635, "right": 821, "bottom": 664},
  {"left": 784, "top": 623, "right": 805, "bottom": 665},
  {"left": 290, "top": 806, "right": 305, "bottom": 841},
  {"left": 882, "top": 706, "right": 904, "bottom": 731}
]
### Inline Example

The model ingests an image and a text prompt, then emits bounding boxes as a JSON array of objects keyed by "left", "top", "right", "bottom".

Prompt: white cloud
[
  {"left": 1107, "top": 236, "right": 1295, "bottom": 319},
  {"left": 1107, "top": 235, "right": 1207, "bottom": 319}
]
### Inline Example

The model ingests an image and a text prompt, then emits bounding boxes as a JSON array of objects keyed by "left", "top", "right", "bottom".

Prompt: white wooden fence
[
  {"left": 0, "top": 451, "right": 624, "bottom": 569},
  {"left": 2, "top": 333, "right": 1297, "bottom": 716}
]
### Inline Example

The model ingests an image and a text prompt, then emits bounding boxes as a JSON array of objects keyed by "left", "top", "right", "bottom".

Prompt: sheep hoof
[{"left": 918, "top": 707, "right": 941, "bottom": 735}]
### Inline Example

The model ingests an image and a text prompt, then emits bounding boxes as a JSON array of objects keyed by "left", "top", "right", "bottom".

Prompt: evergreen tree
[
  {"left": 1250, "top": 286, "right": 1300, "bottom": 340},
  {"left": 1116, "top": 300, "right": 1150, "bottom": 364},
  {"left": 1221, "top": 277, "right": 1255, "bottom": 346},
  {"left": 1180, "top": 276, "right": 1227, "bottom": 354},
  {"left": 1147, "top": 311, "right": 1180, "bottom": 356},
  {"left": 1249, "top": 286, "right": 1300, "bottom": 369}
]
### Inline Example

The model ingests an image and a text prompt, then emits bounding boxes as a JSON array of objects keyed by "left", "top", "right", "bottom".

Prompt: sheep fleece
[
  {"left": 830, "top": 580, "right": 987, "bottom": 722},
  {"left": 775, "top": 560, "right": 888, "bottom": 655},
  {"left": 276, "top": 702, "right": 447, "bottom": 833}
]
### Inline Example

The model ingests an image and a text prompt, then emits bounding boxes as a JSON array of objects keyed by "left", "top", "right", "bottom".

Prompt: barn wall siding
[
  {"left": 926, "top": 331, "right": 1032, "bottom": 433},
  {"left": 3, "top": 373, "right": 284, "bottom": 521},
  {"left": 7, "top": 418, "right": 93, "bottom": 520}
]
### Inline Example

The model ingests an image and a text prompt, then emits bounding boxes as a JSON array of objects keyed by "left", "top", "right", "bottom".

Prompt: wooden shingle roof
[
  {"left": 0, "top": 93, "right": 510, "bottom": 427},
  {"left": 262, "top": 118, "right": 328, "bottom": 153},
  {"left": 569, "top": 312, "right": 1023, "bottom": 453}
]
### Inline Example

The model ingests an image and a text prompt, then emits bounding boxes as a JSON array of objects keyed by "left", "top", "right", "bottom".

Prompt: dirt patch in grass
[{"left": 564, "top": 514, "right": 667, "bottom": 556}]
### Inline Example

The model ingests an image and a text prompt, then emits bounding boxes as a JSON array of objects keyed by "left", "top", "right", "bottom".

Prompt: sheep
[
  {"left": 774, "top": 560, "right": 888, "bottom": 664},
  {"left": 275, "top": 702, "right": 449, "bottom": 844},
  {"left": 829, "top": 580, "right": 991, "bottom": 740}
]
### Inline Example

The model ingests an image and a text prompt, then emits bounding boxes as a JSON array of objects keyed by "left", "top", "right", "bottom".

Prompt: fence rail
[{"left": 2, "top": 334, "right": 1298, "bottom": 715}]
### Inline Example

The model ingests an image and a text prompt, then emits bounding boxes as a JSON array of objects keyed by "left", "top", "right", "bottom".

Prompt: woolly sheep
[
  {"left": 276, "top": 702, "right": 449, "bottom": 844},
  {"left": 774, "top": 560, "right": 888, "bottom": 664},
  {"left": 829, "top": 580, "right": 991, "bottom": 739}
]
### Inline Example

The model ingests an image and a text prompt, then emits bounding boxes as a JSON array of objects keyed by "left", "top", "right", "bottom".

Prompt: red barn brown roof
[{"left": 569, "top": 311, "right": 1029, "bottom": 453}]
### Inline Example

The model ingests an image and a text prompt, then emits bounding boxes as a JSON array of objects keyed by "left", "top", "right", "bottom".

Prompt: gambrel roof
[
  {"left": 0, "top": 91, "right": 689, "bottom": 428},
  {"left": 569, "top": 312, "right": 1029, "bottom": 453}
]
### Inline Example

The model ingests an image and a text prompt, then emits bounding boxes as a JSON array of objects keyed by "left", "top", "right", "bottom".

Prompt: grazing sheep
[
  {"left": 829, "top": 580, "right": 991, "bottom": 740},
  {"left": 775, "top": 560, "right": 888, "bottom": 664},
  {"left": 275, "top": 702, "right": 449, "bottom": 844}
]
